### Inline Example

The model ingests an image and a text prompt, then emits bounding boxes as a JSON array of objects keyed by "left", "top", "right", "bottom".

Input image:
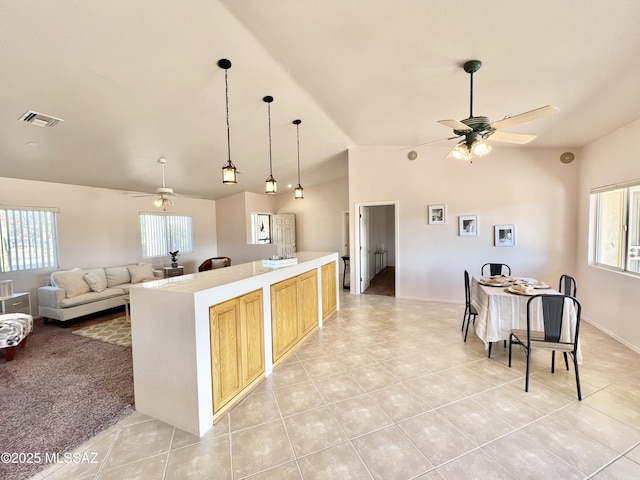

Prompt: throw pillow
[
  {"left": 51, "top": 269, "right": 91, "bottom": 298},
  {"left": 211, "top": 259, "right": 228, "bottom": 269},
  {"left": 127, "top": 263, "right": 156, "bottom": 284},
  {"left": 84, "top": 272, "right": 107, "bottom": 293},
  {"left": 104, "top": 266, "right": 131, "bottom": 288}
]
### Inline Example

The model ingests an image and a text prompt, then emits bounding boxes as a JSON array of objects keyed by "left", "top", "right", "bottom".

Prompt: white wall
[
  {"left": 0, "top": 177, "right": 217, "bottom": 311},
  {"left": 576, "top": 118, "right": 640, "bottom": 352},
  {"left": 275, "top": 176, "right": 349, "bottom": 277},
  {"left": 215, "top": 191, "right": 276, "bottom": 264},
  {"left": 349, "top": 145, "right": 579, "bottom": 302}
]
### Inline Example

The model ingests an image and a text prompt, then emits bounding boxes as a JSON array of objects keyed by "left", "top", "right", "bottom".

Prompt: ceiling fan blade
[
  {"left": 490, "top": 105, "right": 559, "bottom": 130},
  {"left": 173, "top": 193, "right": 204, "bottom": 199},
  {"left": 401, "top": 135, "right": 461, "bottom": 151},
  {"left": 488, "top": 131, "right": 537, "bottom": 145},
  {"left": 125, "top": 192, "right": 155, "bottom": 197},
  {"left": 438, "top": 119, "right": 472, "bottom": 131}
]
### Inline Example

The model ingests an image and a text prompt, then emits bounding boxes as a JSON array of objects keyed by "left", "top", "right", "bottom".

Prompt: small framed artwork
[
  {"left": 459, "top": 215, "right": 478, "bottom": 236},
  {"left": 428, "top": 204, "right": 446, "bottom": 225},
  {"left": 495, "top": 224, "right": 516, "bottom": 247}
]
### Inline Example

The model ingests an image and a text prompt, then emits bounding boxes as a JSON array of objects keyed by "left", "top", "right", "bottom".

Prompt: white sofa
[{"left": 38, "top": 263, "right": 163, "bottom": 323}]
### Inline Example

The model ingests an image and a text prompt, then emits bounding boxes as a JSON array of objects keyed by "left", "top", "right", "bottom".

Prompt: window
[
  {"left": 251, "top": 213, "right": 272, "bottom": 244},
  {"left": 0, "top": 206, "right": 59, "bottom": 272},
  {"left": 140, "top": 213, "right": 193, "bottom": 258},
  {"left": 591, "top": 182, "right": 640, "bottom": 275}
]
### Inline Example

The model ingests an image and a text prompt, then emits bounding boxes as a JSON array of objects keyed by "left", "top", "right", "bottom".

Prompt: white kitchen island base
[{"left": 130, "top": 252, "right": 339, "bottom": 437}]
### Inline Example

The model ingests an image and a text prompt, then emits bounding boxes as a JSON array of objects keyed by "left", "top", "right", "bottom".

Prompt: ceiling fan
[
  {"left": 407, "top": 59, "right": 559, "bottom": 162},
  {"left": 129, "top": 157, "right": 199, "bottom": 210}
]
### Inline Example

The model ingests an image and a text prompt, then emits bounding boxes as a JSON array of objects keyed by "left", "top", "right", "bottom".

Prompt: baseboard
[{"left": 583, "top": 315, "right": 640, "bottom": 355}]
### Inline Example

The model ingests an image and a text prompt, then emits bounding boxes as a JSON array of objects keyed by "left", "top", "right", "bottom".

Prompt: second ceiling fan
[
  {"left": 130, "top": 157, "right": 200, "bottom": 210},
  {"left": 411, "top": 59, "right": 559, "bottom": 162}
]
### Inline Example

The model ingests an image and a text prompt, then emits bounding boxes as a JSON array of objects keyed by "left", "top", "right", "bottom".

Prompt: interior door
[
  {"left": 272, "top": 213, "right": 296, "bottom": 257},
  {"left": 359, "top": 206, "right": 370, "bottom": 292}
]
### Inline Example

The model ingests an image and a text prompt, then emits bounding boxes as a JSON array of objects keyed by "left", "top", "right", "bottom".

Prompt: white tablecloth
[{"left": 471, "top": 277, "right": 582, "bottom": 363}]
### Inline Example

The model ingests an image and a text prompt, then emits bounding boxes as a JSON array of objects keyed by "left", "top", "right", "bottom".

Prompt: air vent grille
[{"left": 18, "top": 110, "right": 64, "bottom": 128}]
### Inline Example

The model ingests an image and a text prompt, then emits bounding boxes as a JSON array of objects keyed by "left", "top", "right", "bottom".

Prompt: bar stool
[{"left": 341, "top": 255, "right": 350, "bottom": 289}]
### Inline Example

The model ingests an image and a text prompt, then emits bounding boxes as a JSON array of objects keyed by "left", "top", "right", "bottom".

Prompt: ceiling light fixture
[
  {"left": 218, "top": 59, "right": 237, "bottom": 184},
  {"left": 154, "top": 194, "right": 174, "bottom": 211},
  {"left": 293, "top": 119, "right": 304, "bottom": 199},
  {"left": 451, "top": 133, "right": 492, "bottom": 163},
  {"left": 264, "top": 96, "right": 277, "bottom": 194}
]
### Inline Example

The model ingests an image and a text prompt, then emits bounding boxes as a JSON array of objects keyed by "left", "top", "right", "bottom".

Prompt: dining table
[{"left": 471, "top": 275, "right": 582, "bottom": 363}]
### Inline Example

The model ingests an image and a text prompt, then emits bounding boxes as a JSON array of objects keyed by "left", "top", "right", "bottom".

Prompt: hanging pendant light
[
  {"left": 218, "top": 59, "right": 237, "bottom": 184},
  {"left": 293, "top": 119, "right": 304, "bottom": 199},
  {"left": 264, "top": 96, "right": 277, "bottom": 194}
]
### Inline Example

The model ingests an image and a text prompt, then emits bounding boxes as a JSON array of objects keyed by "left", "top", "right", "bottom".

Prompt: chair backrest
[
  {"left": 481, "top": 263, "right": 511, "bottom": 276},
  {"left": 526, "top": 294, "right": 581, "bottom": 346},
  {"left": 198, "top": 257, "right": 231, "bottom": 272},
  {"left": 558, "top": 274, "right": 577, "bottom": 297},
  {"left": 464, "top": 270, "right": 472, "bottom": 307}
]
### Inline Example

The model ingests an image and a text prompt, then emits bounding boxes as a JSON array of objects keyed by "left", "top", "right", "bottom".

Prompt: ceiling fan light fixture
[
  {"left": 452, "top": 142, "right": 471, "bottom": 161},
  {"left": 219, "top": 58, "right": 237, "bottom": 185},
  {"left": 154, "top": 195, "right": 174, "bottom": 210},
  {"left": 263, "top": 96, "right": 277, "bottom": 195},
  {"left": 472, "top": 140, "right": 492, "bottom": 157}
]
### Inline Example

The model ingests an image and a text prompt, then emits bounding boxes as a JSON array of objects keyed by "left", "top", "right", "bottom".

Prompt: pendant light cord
[
  {"left": 268, "top": 102, "right": 273, "bottom": 175},
  {"left": 296, "top": 122, "right": 301, "bottom": 185},
  {"left": 224, "top": 69, "right": 231, "bottom": 162}
]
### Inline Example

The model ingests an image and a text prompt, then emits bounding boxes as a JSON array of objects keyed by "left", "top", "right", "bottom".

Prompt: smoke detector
[{"left": 18, "top": 110, "right": 64, "bottom": 128}]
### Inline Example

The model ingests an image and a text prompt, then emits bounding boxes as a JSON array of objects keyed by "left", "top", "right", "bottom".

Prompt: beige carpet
[{"left": 72, "top": 316, "right": 131, "bottom": 347}]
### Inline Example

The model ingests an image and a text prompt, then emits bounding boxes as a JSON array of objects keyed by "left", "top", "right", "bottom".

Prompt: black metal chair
[
  {"left": 508, "top": 294, "right": 582, "bottom": 400},
  {"left": 462, "top": 270, "right": 477, "bottom": 342},
  {"left": 481, "top": 263, "right": 511, "bottom": 276},
  {"left": 558, "top": 274, "right": 577, "bottom": 297}
]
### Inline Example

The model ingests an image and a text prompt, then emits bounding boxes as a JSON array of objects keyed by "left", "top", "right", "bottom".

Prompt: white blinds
[
  {"left": 0, "top": 207, "right": 59, "bottom": 271},
  {"left": 140, "top": 213, "right": 193, "bottom": 258}
]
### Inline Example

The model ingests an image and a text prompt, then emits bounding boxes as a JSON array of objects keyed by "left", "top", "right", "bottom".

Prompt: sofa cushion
[
  {"left": 59, "top": 288, "right": 125, "bottom": 308},
  {"left": 84, "top": 271, "right": 107, "bottom": 293},
  {"left": 51, "top": 269, "right": 91, "bottom": 298},
  {"left": 127, "top": 263, "right": 156, "bottom": 284},
  {"left": 105, "top": 266, "right": 131, "bottom": 288}
]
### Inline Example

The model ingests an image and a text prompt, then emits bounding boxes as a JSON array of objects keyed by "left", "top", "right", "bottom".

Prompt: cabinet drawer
[{"left": 3, "top": 295, "right": 30, "bottom": 314}]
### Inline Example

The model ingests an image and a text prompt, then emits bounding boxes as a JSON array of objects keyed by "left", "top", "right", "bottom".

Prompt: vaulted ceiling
[{"left": 1, "top": 1, "right": 639, "bottom": 200}]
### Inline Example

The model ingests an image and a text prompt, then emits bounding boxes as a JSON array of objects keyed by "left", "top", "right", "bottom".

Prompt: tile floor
[{"left": 33, "top": 292, "right": 640, "bottom": 479}]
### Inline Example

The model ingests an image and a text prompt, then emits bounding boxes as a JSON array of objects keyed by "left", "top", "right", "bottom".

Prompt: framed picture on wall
[
  {"left": 459, "top": 215, "right": 478, "bottom": 236},
  {"left": 495, "top": 224, "right": 516, "bottom": 247},
  {"left": 428, "top": 204, "right": 446, "bottom": 225}
]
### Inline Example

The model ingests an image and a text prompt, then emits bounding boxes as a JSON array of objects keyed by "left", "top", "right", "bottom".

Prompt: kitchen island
[{"left": 129, "top": 251, "right": 339, "bottom": 437}]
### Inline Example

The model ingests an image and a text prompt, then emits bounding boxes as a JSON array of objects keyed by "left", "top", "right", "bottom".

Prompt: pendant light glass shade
[
  {"left": 265, "top": 175, "right": 277, "bottom": 194},
  {"left": 293, "top": 119, "right": 304, "bottom": 199},
  {"left": 264, "top": 96, "right": 277, "bottom": 194},
  {"left": 218, "top": 59, "right": 237, "bottom": 184}
]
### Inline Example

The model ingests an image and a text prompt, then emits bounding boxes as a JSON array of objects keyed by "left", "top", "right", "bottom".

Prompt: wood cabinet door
[
  {"left": 240, "top": 290, "right": 264, "bottom": 385},
  {"left": 271, "top": 278, "right": 299, "bottom": 361},
  {"left": 298, "top": 269, "right": 318, "bottom": 336},
  {"left": 210, "top": 298, "right": 242, "bottom": 412},
  {"left": 322, "top": 261, "right": 337, "bottom": 319}
]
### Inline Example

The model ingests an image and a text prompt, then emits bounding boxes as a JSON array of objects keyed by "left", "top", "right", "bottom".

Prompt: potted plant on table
[{"left": 169, "top": 250, "right": 179, "bottom": 268}]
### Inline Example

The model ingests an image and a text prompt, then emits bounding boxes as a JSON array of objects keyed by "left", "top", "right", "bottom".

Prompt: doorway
[{"left": 352, "top": 202, "right": 398, "bottom": 297}]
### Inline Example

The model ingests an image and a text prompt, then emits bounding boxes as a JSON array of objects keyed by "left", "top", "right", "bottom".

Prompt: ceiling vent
[{"left": 18, "top": 110, "right": 64, "bottom": 128}]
